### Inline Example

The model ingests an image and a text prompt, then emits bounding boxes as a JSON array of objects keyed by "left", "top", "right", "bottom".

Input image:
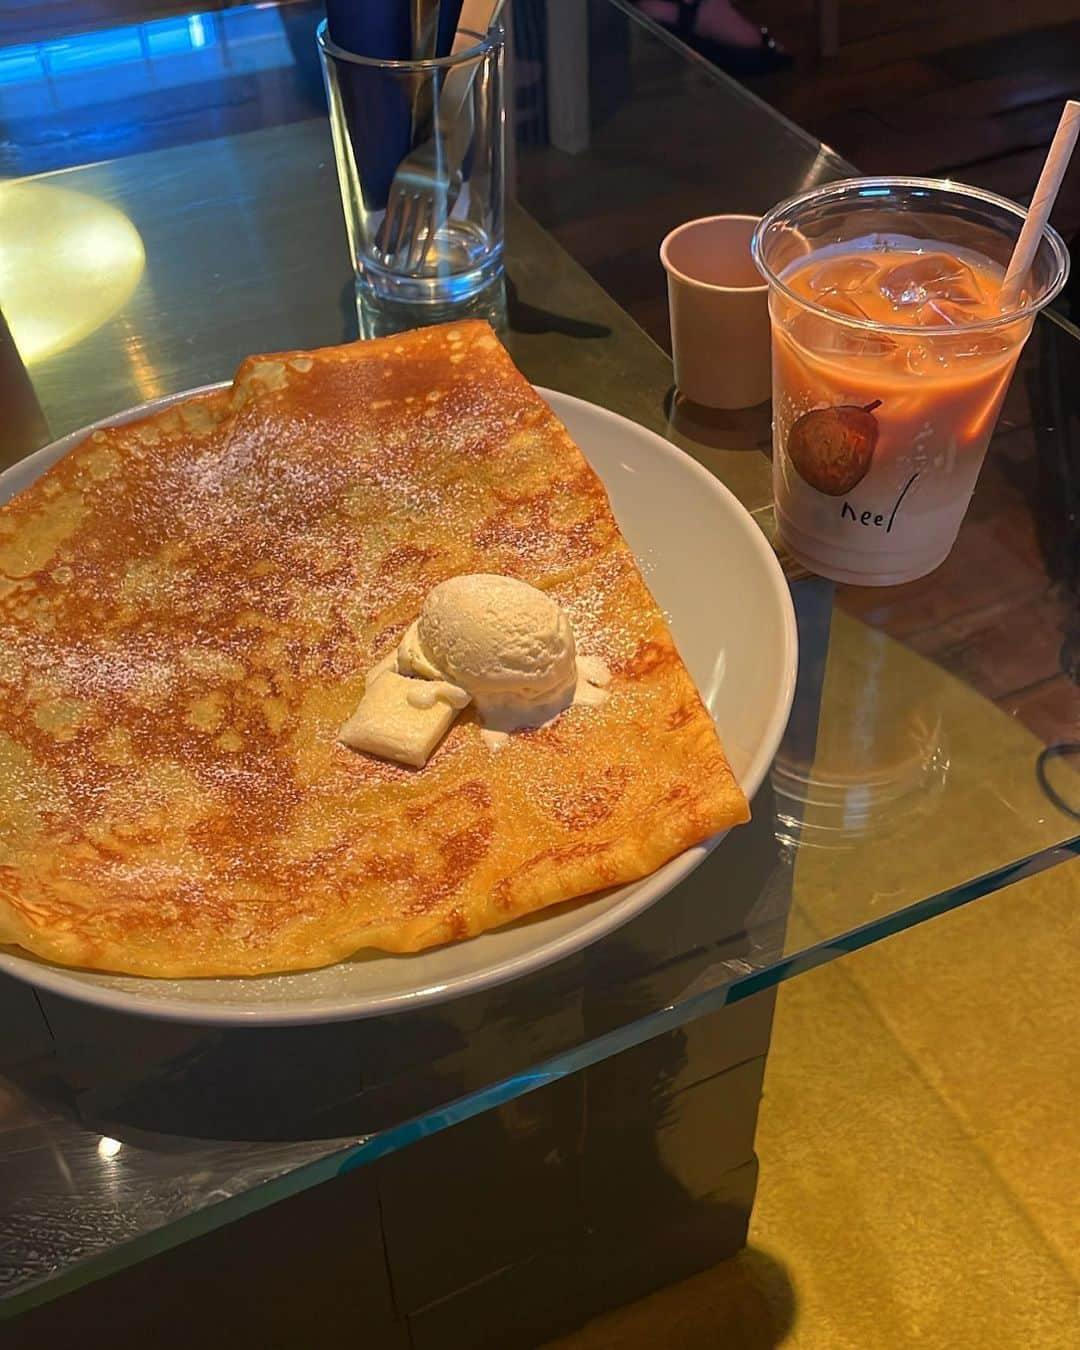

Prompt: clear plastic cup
[{"left": 752, "top": 177, "right": 1069, "bottom": 586}]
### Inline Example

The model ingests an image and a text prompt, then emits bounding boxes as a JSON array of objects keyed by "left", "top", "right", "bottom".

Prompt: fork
[
  {"left": 376, "top": 64, "right": 477, "bottom": 273},
  {"left": 376, "top": 0, "right": 501, "bottom": 274}
]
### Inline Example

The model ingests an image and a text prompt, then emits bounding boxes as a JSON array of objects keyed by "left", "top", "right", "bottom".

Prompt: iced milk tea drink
[{"left": 752, "top": 179, "right": 1069, "bottom": 585}]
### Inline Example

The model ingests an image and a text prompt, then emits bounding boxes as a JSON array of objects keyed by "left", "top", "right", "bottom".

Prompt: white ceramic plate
[{"left": 0, "top": 386, "right": 796, "bottom": 1024}]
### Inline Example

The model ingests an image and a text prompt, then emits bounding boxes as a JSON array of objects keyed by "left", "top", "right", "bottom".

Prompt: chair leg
[
  {"left": 816, "top": 0, "right": 839, "bottom": 59},
  {"left": 546, "top": 0, "right": 590, "bottom": 154}
]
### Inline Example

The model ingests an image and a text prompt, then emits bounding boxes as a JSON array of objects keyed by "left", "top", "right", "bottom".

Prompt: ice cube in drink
[
  {"left": 805, "top": 254, "right": 879, "bottom": 297},
  {"left": 876, "top": 252, "right": 986, "bottom": 309}
]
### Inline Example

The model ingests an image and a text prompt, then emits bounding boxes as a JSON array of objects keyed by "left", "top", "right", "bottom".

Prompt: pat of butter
[{"left": 339, "top": 671, "right": 458, "bottom": 768}]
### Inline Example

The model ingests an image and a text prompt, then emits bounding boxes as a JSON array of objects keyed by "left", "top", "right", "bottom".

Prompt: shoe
[
  {"left": 659, "top": 0, "right": 794, "bottom": 77},
  {"left": 689, "top": 24, "right": 793, "bottom": 75}
]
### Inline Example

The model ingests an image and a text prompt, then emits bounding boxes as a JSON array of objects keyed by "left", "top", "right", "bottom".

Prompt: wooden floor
[{"left": 750, "top": 0, "right": 1080, "bottom": 246}]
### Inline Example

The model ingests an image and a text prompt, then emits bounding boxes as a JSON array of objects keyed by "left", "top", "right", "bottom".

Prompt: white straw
[{"left": 1000, "top": 99, "right": 1080, "bottom": 309}]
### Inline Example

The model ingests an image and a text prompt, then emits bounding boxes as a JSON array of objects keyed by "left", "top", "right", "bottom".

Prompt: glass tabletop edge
[{"left": 3, "top": 834, "right": 1076, "bottom": 1319}]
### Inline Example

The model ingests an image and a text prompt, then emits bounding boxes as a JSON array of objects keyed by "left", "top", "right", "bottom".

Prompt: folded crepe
[{"left": 0, "top": 322, "right": 748, "bottom": 977}]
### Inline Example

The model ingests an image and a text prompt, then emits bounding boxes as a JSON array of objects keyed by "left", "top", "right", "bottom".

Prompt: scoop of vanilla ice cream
[{"left": 411, "top": 574, "right": 577, "bottom": 730}]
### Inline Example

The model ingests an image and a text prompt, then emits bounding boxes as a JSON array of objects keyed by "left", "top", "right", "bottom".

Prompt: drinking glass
[{"left": 318, "top": 20, "right": 505, "bottom": 307}]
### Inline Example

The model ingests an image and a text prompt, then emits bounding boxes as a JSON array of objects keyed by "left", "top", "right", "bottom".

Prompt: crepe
[{"left": 0, "top": 322, "right": 748, "bottom": 977}]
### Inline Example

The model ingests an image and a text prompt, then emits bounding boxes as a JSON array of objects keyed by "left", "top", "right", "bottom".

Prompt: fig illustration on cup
[{"left": 787, "top": 399, "right": 882, "bottom": 496}]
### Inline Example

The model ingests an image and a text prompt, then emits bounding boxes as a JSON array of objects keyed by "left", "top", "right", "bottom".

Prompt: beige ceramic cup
[{"left": 660, "top": 215, "right": 770, "bottom": 409}]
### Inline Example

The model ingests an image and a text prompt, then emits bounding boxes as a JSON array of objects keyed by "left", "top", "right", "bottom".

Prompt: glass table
[{"left": 1, "top": 0, "right": 1077, "bottom": 1337}]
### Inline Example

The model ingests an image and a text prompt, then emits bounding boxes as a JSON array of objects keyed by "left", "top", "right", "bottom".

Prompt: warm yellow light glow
[
  {"left": 0, "top": 181, "right": 146, "bottom": 365},
  {"left": 97, "top": 1135, "right": 123, "bottom": 1160},
  {"left": 107, "top": 311, "right": 165, "bottom": 403}
]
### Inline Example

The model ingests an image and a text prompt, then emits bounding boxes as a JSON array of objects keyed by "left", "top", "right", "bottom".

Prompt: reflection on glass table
[
  {"left": 0, "top": 182, "right": 146, "bottom": 363},
  {"left": 0, "top": 0, "right": 1077, "bottom": 1330}
]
